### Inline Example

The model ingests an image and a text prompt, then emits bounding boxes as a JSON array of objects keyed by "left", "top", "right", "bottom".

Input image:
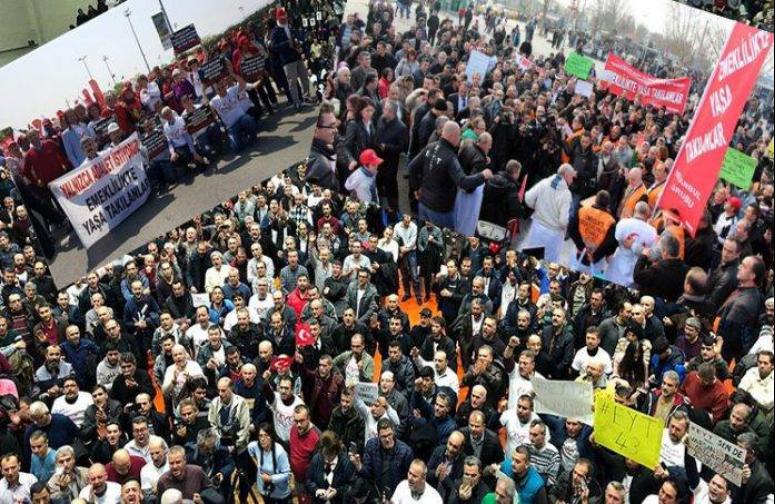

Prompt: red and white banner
[
  {"left": 658, "top": 23, "right": 774, "bottom": 236},
  {"left": 600, "top": 53, "right": 692, "bottom": 114},
  {"left": 516, "top": 54, "right": 534, "bottom": 70}
]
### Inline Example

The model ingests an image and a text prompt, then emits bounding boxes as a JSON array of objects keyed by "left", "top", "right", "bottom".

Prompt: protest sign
[
  {"left": 466, "top": 50, "right": 493, "bottom": 83},
  {"left": 48, "top": 134, "right": 151, "bottom": 249},
  {"left": 658, "top": 25, "right": 774, "bottom": 236},
  {"left": 151, "top": 12, "right": 173, "bottom": 51},
  {"left": 564, "top": 52, "right": 595, "bottom": 79},
  {"left": 720, "top": 148, "right": 757, "bottom": 189},
  {"left": 600, "top": 54, "right": 692, "bottom": 114},
  {"left": 199, "top": 58, "right": 228, "bottom": 86},
  {"left": 594, "top": 394, "right": 663, "bottom": 469},
  {"left": 240, "top": 55, "right": 266, "bottom": 81},
  {"left": 184, "top": 106, "right": 216, "bottom": 135},
  {"left": 140, "top": 128, "right": 167, "bottom": 160},
  {"left": 686, "top": 422, "right": 746, "bottom": 486},
  {"left": 515, "top": 54, "right": 534, "bottom": 70},
  {"left": 171, "top": 24, "right": 201, "bottom": 53},
  {"left": 533, "top": 375, "right": 594, "bottom": 425},
  {"left": 575, "top": 80, "right": 594, "bottom": 98},
  {"left": 355, "top": 382, "right": 379, "bottom": 404},
  {"left": 191, "top": 293, "right": 210, "bottom": 307},
  {"left": 92, "top": 116, "right": 114, "bottom": 144},
  {"left": 767, "top": 139, "right": 773, "bottom": 158}
]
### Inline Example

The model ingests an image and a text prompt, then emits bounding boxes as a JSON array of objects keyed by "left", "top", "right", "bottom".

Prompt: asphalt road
[{"left": 48, "top": 101, "right": 318, "bottom": 287}]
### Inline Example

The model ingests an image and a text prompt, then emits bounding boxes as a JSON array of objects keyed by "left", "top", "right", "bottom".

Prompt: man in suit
[
  {"left": 460, "top": 410, "right": 503, "bottom": 471},
  {"left": 375, "top": 101, "right": 408, "bottom": 215},
  {"left": 345, "top": 269, "right": 379, "bottom": 326},
  {"left": 448, "top": 81, "right": 470, "bottom": 117}
]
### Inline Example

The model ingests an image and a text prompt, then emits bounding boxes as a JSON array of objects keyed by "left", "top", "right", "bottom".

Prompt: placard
[
  {"left": 533, "top": 375, "right": 594, "bottom": 425},
  {"left": 48, "top": 134, "right": 151, "bottom": 249},
  {"left": 241, "top": 55, "right": 266, "bottom": 80},
  {"left": 355, "top": 382, "right": 379, "bottom": 404},
  {"left": 465, "top": 50, "right": 493, "bottom": 83},
  {"left": 720, "top": 148, "right": 756, "bottom": 189},
  {"left": 171, "top": 24, "right": 201, "bottom": 53},
  {"left": 593, "top": 394, "right": 663, "bottom": 469},
  {"left": 199, "top": 58, "right": 228, "bottom": 86},
  {"left": 686, "top": 421, "right": 746, "bottom": 487},
  {"left": 184, "top": 106, "right": 216, "bottom": 135},
  {"left": 191, "top": 293, "right": 210, "bottom": 307},
  {"left": 564, "top": 52, "right": 595, "bottom": 80},
  {"left": 575, "top": 80, "right": 594, "bottom": 98},
  {"left": 515, "top": 54, "right": 534, "bottom": 70},
  {"left": 140, "top": 128, "right": 167, "bottom": 160},
  {"left": 767, "top": 139, "right": 774, "bottom": 158}
]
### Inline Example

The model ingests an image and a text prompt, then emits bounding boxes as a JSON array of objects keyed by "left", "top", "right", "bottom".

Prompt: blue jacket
[
  {"left": 269, "top": 24, "right": 301, "bottom": 65},
  {"left": 545, "top": 415, "right": 593, "bottom": 461},
  {"left": 500, "top": 460, "right": 546, "bottom": 504},
  {"left": 123, "top": 295, "right": 161, "bottom": 335},
  {"left": 60, "top": 338, "right": 100, "bottom": 385},
  {"left": 650, "top": 346, "right": 686, "bottom": 386},
  {"left": 248, "top": 440, "right": 291, "bottom": 499},
  {"left": 360, "top": 437, "right": 414, "bottom": 496}
]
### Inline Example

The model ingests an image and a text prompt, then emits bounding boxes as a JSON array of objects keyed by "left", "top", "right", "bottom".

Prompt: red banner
[
  {"left": 658, "top": 24, "right": 774, "bottom": 236},
  {"left": 601, "top": 53, "right": 692, "bottom": 114}
]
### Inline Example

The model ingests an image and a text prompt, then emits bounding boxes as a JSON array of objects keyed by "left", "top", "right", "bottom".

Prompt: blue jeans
[
  {"left": 419, "top": 203, "right": 455, "bottom": 230},
  {"left": 400, "top": 250, "right": 419, "bottom": 294},
  {"left": 227, "top": 114, "right": 258, "bottom": 153}
]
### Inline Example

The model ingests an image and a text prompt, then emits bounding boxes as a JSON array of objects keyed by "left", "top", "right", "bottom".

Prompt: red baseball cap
[
  {"left": 726, "top": 196, "right": 742, "bottom": 211},
  {"left": 359, "top": 149, "right": 383, "bottom": 166}
]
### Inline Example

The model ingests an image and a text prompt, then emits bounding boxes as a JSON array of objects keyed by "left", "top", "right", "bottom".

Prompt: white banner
[
  {"left": 575, "top": 80, "right": 594, "bottom": 98},
  {"left": 49, "top": 133, "right": 151, "bottom": 249},
  {"left": 532, "top": 375, "right": 594, "bottom": 425},
  {"left": 686, "top": 422, "right": 746, "bottom": 487}
]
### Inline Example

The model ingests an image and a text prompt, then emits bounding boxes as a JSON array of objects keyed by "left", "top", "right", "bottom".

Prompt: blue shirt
[{"left": 31, "top": 448, "right": 58, "bottom": 483}]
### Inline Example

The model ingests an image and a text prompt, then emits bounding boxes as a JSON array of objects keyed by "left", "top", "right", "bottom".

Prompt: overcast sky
[{"left": 0, "top": 0, "right": 270, "bottom": 128}]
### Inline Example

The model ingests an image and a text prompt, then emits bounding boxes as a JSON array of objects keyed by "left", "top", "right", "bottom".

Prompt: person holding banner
[{"left": 209, "top": 66, "right": 260, "bottom": 154}]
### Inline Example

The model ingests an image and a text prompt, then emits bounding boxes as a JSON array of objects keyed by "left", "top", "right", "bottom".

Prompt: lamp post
[
  {"left": 124, "top": 9, "right": 151, "bottom": 73},
  {"left": 77, "top": 55, "right": 94, "bottom": 80},
  {"left": 103, "top": 55, "right": 118, "bottom": 86}
]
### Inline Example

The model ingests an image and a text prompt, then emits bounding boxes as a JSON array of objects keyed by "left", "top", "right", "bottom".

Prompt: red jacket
[
  {"left": 106, "top": 455, "right": 146, "bottom": 484},
  {"left": 289, "top": 424, "right": 320, "bottom": 482},
  {"left": 23, "top": 141, "right": 69, "bottom": 184},
  {"left": 287, "top": 288, "right": 308, "bottom": 318},
  {"left": 680, "top": 371, "right": 729, "bottom": 423}
]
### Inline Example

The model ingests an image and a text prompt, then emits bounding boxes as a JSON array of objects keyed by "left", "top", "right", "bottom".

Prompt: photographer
[
  {"left": 188, "top": 429, "right": 234, "bottom": 502},
  {"left": 172, "top": 398, "right": 209, "bottom": 449},
  {"left": 305, "top": 430, "right": 355, "bottom": 504},
  {"left": 207, "top": 377, "right": 251, "bottom": 502}
]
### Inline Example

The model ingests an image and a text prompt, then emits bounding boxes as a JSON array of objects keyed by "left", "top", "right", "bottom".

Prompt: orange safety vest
[
  {"left": 664, "top": 223, "right": 685, "bottom": 260},
  {"left": 647, "top": 181, "right": 666, "bottom": 210},
  {"left": 619, "top": 184, "right": 647, "bottom": 219},
  {"left": 578, "top": 205, "right": 616, "bottom": 250}
]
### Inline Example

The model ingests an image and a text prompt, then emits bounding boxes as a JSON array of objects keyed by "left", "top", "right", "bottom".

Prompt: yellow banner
[{"left": 594, "top": 394, "right": 664, "bottom": 469}]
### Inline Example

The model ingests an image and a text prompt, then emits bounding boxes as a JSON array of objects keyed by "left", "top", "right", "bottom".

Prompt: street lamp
[
  {"left": 77, "top": 55, "right": 94, "bottom": 80},
  {"left": 124, "top": 9, "right": 151, "bottom": 73},
  {"left": 103, "top": 55, "right": 118, "bottom": 86}
]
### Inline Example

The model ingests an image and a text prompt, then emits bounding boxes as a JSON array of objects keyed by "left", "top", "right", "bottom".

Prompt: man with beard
[
  {"left": 51, "top": 376, "right": 93, "bottom": 428},
  {"left": 110, "top": 353, "right": 154, "bottom": 408},
  {"left": 123, "top": 280, "right": 160, "bottom": 362},
  {"left": 34, "top": 345, "right": 72, "bottom": 399},
  {"left": 427, "top": 431, "right": 466, "bottom": 489},
  {"left": 156, "top": 446, "right": 214, "bottom": 500},
  {"left": 375, "top": 101, "right": 408, "bottom": 215},
  {"left": 455, "top": 385, "right": 498, "bottom": 431},
  {"left": 78, "top": 463, "right": 121, "bottom": 503},
  {"left": 327, "top": 388, "right": 366, "bottom": 453},
  {"left": 47, "top": 445, "right": 90, "bottom": 502}
]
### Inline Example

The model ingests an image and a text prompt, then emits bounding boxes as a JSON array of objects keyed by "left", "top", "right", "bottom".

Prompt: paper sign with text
[
  {"left": 565, "top": 52, "right": 595, "bottom": 79},
  {"left": 593, "top": 394, "right": 664, "bottom": 469},
  {"left": 355, "top": 382, "right": 379, "bottom": 404},
  {"left": 533, "top": 375, "right": 594, "bottom": 425},
  {"left": 686, "top": 421, "right": 746, "bottom": 486},
  {"left": 720, "top": 148, "right": 756, "bottom": 189}
]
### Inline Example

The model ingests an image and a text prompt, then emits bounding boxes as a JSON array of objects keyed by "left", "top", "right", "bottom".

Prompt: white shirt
[
  {"left": 501, "top": 409, "right": 543, "bottom": 456},
  {"left": 210, "top": 84, "right": 245, "bottom": 128},
  {"left": 660, "top": 429, "right": 685, "bottom": 468},
  {"left": 571, "top": 347, "right": 613, "bottom": 375},
  {"left": 124, "top": 436, "right": 164, "bottom": 465},
  {"left": 186, "top": 323, "right": 212, "bottom": 348},
  {"left": 249, "top": 292, "right": 275, "bottom": 319},
  {"left": 391, "top": 480, "right": 443, "bottom": 504},
  {"left": 0, "top": 473, "right": 37, "bottom": 504},
  {"left": 162, "top": 115, "right": 192, "bottom": 149},
  {"left": 79, "top": 481, "right": 122, "bottom": 504},
  {"left": 223, "top": 307, "right": 261, "bottom": 332},
  {"left": 140, "top": 459, "right": 169, "bottom": 493},
  {"left": 51, "top": 392, "right": 94, "bottom": 428},
  {"left": 507, "top": 369, "right": 539, "bottom": 409},
  {"left": 162, "top": 361, "right": 205, "bottom": 400},
  {"left": 738, "top": 368, "right": 774, "bottom": 412},
  {"left": 204, "top": 264, "right": 236, "bottom": 294},
  {"left": 269, "top": 392, "right": 304, "bottom": 442}
]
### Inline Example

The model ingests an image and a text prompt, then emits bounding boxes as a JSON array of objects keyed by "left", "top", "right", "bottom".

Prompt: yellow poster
[
  {"left": 768, "top": 139, "right": 773, "bottom": 159},
  {"left": 594, "top": 394, "right": 664, "bottom": 469}
]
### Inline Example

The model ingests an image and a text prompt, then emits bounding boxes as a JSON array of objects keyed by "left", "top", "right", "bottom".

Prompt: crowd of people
[
  {"left": 675, "top": 0, "right": 774, "bottom": 31},
  {"left": 1, "top": 0, "right": 337, "bottom": 256},
  {"left": 73, "top": 1, "right": 112, "bottom": 29},
  {"left": 0, "top": 1, "right": 771, "bottom": 504}
]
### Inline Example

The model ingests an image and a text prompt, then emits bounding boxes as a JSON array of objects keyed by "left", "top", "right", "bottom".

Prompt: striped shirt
[{"left": 523, "top": 442, "right": 561, "bottom": 488}]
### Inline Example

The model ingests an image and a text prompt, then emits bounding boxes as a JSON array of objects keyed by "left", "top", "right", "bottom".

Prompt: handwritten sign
[
  {"left": 184, "top": 106, "right": 216, "bottom": 135},
  {"left": 191, "top": 293, "right": 210, "bottom": 308},
  {"left": 720, "top": 148, "right": 757, "bottom": 189},
  {"left": 140, "top": 128, "right": 167, "bottom": 160},
  {"left": 355, "top": 382, "right": 379, "bottom": 404},
  {"left": 565, "top": 52, "right": 595, "bottom": 80},
  {"left": 532, "top": 375, "right": 594, "bottom": 425},
  {"left": 199, "top": 58, "right": 227, "bottom": 86},
  {"left": 171, "top": 24, "right": 201, "bottom": 53},
  {"left": 241, "top": 55, "right": 266, "bottom": 81},
  {"left": 686, "top": 422, "right": 746, "bottom": 487},
  {"left": 594, "top": 394, "right": 663, "bottom": 469}
]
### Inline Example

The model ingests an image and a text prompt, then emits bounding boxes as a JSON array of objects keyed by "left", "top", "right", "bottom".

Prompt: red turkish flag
[
  {"left": 295, "top": 322, "right": 316, "bottom": 347},
  {"left": 658, "top": 24, "right": 773, "bottom": 236}
]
